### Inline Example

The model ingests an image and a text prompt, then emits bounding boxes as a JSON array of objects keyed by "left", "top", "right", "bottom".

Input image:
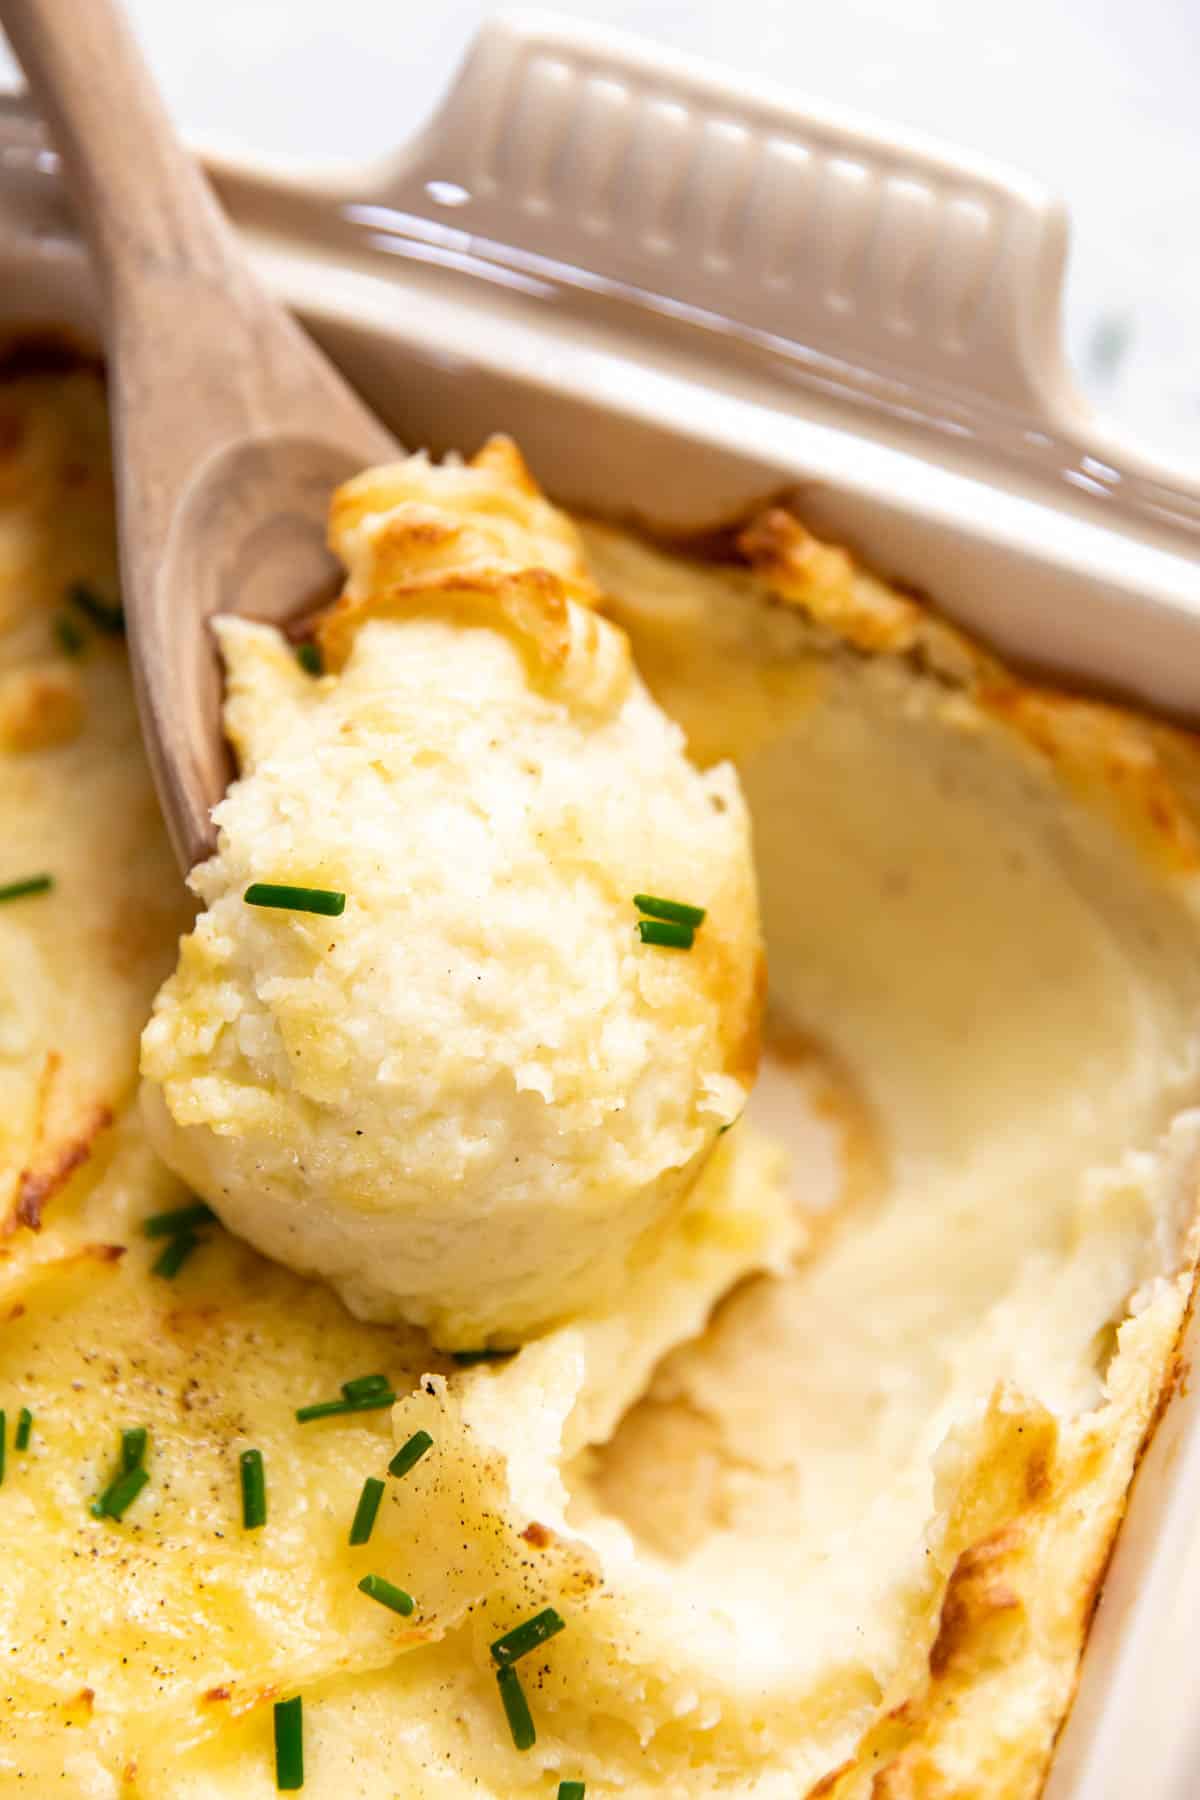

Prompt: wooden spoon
[{"left": 0, "top": 0, "right": 399, "bottom": 870}]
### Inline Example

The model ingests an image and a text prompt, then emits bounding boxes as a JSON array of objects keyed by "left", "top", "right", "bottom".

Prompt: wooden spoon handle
[
  {"left": 0, "top": 0, "right": 240, "bottom": 306},
  {"left": 0, "top": 0, "right": 397, "bottom": 872},
  {"left": 0, "top": 0, "right": 394, "bottom": 449}
]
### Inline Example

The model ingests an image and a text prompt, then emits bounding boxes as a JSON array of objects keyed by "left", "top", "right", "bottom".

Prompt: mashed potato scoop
[{"left": 140, "top": 440, "right": 763, "bottom": 1348}]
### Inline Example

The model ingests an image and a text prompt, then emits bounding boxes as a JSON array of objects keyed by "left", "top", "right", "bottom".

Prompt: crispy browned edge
[{"left": 579, "top": 488, "right": 1200, "bottom": 734}]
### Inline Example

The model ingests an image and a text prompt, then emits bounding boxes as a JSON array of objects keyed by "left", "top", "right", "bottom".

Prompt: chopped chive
[
  {"left": 92, "top": 1429, "right": 151, "bottom": 1518},
  {"left": 636, "top": 918, "right": 694, "bottom": 950},
  {"left": 54, "top": 612, "right": 86, "bottom": 656},
  {"left": 558, "top": 1785, "right": 586, "bottom": 1799},
  {"left": 0, "top": 1410, "right": 6, "bottom": 1485},
  {"left": 340, "top": 1374, "right": 391, "bottom": 1402},
  {"left": 490, "top": 1607, "right": 566, "bottom": 1667},
  {"left": 91, "top": 1463, "right": 149, "bottom": 1521},
  {"left": 67, "top": 581, "right": 124, "bottom": 635},
  {"left": 142, "top": 1200, "right": 215, "bottom": 1238},
  {"left": 349, "top": 1476, "right": 384, "bottom": 1546},
  {"left": 357, "top": 1573, "right": 414, "bottom": 1616},
  {"left": 244, "top": 882, "right": 346, "bottom": 917},
  {"left": 0, "top": 874, "right": 53, "bottom": 905},
  {"left": 633, "top": 893, "right": 706, "bottom": 928},
  {"left": 152, "top": 1228, "right": 200, "bottom": 1278},
  {"left": 121, "top": 1428, "right": 147, "bottom": 1473},
  {"left": 296, "top": 642, "right": 323, "bottom": 676},
  {"left": 14, "top": 1408, "right": 32, "bottom": 1451},
  {"left": 274, "top": 1695, "right": 304, "bottom": 1791},
  {"left": 449, "top": 1348, "right": 515, "bottom": 1367},
  {"left": 240, "top": 1448, "right": 267, "bottom": 1530},
  {"left": 496, "top": 1664, "right": 536, "bottom": 1751},
  {"left": 387, "top": 1430, "right": 433, "bottom": 1480},
  {"left": 294, "top": 1391, "right": 395, "bottom": 1423}
]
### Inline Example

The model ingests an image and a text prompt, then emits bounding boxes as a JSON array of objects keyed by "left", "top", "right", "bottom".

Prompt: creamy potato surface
[{"left": 1, "top": 365, "right": 1198, "bottom": 1798}]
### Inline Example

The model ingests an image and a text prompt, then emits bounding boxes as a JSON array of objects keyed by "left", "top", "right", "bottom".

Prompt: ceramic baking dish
[{"left": 1, "top": 12, "right": 1198, "bottom": 1794}]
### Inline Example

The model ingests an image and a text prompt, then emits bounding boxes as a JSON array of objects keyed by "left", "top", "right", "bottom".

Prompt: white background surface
[{"left": 2, "top": 0, "right": 1195, "bottom": 466}]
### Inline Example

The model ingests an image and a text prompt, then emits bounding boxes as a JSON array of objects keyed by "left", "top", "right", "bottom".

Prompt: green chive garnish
[
  {"left": 240, "top": 1448, "right": 267, "bottom": 1530},
  {"left": 341, "top": 1374, "right": 391, "bottom": 1402},
  {"left": 558, "top": 1785, "right": 586, "bottom": 1799},
  {"left": 357, "top": 1573, "right": 414, "bottom": 1616},
  {"left": 637, "top": 918, "right": 694, "bottom": 950},
  {"left": 54, "top": 613, "right": 86, "bottom": 656},
  {"left": 121, "top": 1428, "right": 147, "bottom": 1473},
  {"left": 496, "top": 1664, "right": 536, "bottom": 1751},
  {"left": 92, "top": 1428, "right": 151, "bottom": 1518},
  {"left": 296, "top": 642, "right": 323, "bottom": 676},
  {"left": 152, "top": 1228, "right": 199, "bottom": 1278},
  {"left": 387, "top": 1430, "right": 433, "bottom": 1480},
  {"left": 294, "top": 1391, "right": 395, "bottom": 1423},
  {"left": 633, "top": 893, "right": 706, "bottom": 928},
  {"left": 0, "top": 874, "right": 53, "bottom": 905},
  {"left": 142, "top": 1200, "right": 215, "bottom": 1238},
  {"left": 14, "top": 1408, "right": 32, "bottom": 1451},
  {"left": 490, "top": 1607, "right": 566, "bottom": 1666},
  {"left": 67, "top": 581, "right": 124, "bottom": 635},
  {"left": 449, "top": 1348, "right": 515, "bottom": 1367},
  {"left": 244, "top": 883, "right": 346, "bottom": 917},
  {"left": 91, "top": 1464, "right": 149, "bottom": 1521},
  {"left": 349, "top": 1476, "right": 384, "bottom": 1545},
  {"left": 0, "top": 1410, "right": 6, "bottom": 1486},
  {"left": 274, "top": 1695, "right": 304, "bottom": 1791}
]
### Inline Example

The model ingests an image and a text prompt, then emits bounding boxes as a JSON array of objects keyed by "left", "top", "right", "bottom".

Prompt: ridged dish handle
[{"left": 380, "top": 8, "right": 1073, "bottom": 422}]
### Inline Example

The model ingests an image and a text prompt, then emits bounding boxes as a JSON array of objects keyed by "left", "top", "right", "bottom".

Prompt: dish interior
[{"left": 0, "top": 350, "right": 1197, "bottom": 1798}]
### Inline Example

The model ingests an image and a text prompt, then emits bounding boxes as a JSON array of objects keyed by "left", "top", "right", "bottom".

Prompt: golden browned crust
[
  {"left": 468, "top": 433, "right": 544, "bottom": 497},
  {"left": 315, "top": 436, "right": 653, "bottom": 741},
  {"left": 326, "top": 434, "right": 598, "bottom": 605},
  {"left": 978, "top": 684, "right": 1200, "bottom": 874},
  {"left": 695, "top": 499, "right": 1200, "bottom": 876},
  {"left": 3, "top": 1039, "right": 114, "bottom": 1239},
  {"left": 0, "top": 664, "right": 85, "bottom": 750},
  {"left": 738, "top": 508, "right": 928, "bottom": 656},
  {"left": 10, "top": 1101, "right": 112, "bottom": 1233},
  {"left": 319, "top": 564, "right": 575, "bottom": 678},
  {"left": 927, "top": 1528, "right": 1026, "bottom": 1681},
  {"left": 794, "top": 1232, "right": 1198, "bottom": 1800}
]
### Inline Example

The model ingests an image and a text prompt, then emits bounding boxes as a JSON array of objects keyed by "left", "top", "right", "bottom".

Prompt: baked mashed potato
[
  {"left": 139, "top": 443, "right": 762, "bottom": 1349},
  {"left": 2, "top": 352, "right": 1200, "bottom": 1798}
]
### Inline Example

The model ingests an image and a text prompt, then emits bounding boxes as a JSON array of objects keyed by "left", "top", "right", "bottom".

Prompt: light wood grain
[{"left": 0, "top": 0, "right": 398, "bottom": 869}]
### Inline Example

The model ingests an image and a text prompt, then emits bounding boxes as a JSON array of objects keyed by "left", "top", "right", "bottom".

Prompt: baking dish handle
[{"left": 375, "top": 9, "right": 1077, "bottom": 427}]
